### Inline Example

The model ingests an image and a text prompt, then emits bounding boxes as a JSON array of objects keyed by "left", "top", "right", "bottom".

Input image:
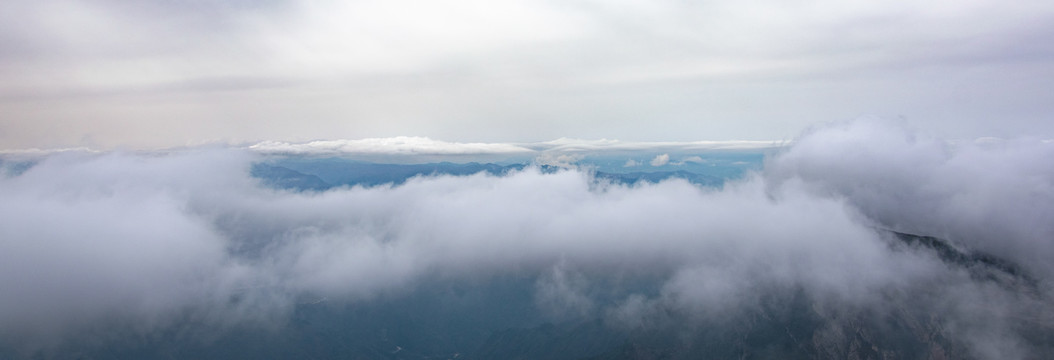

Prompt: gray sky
[{"left": 2, "top": 0, "right": 1053, "bottom": 150}]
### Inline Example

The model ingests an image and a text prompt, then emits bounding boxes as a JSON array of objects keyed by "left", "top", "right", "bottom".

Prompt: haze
[{"left": 2, "top": 0, "right": 1054, "bottom": 149}]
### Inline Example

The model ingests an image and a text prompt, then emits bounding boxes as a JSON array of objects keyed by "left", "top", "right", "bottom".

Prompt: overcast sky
[{"left": 2, "top": 0, "right": 1053, "bottom": 150}]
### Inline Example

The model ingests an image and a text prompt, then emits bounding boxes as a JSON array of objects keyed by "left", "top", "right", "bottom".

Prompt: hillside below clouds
[
  {"left": 1, "top": 228, "right": 1045, "bottom": 359},
  {"left": 0, "top": 120, "right": 1052, "bottom": 359},
  {"left": 249, "top": 161, "right": 729, "bottom": 191}
]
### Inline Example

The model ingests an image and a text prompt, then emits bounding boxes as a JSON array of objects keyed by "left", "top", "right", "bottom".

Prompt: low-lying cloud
[
  {"left": 248, "top": 137, "right": 536, "bottom": 156},
  {"left": 649, "top": 153, "right": 670, "bottom": 166},
  {"left": 245, "top": 137, "right": 781, "bottom": 157},
  {"left": 766, "top": 120, "right": 1054, "bottom": 277},
  {"left": 0, "top": 120, "right": 1051, "bottom": 357}
]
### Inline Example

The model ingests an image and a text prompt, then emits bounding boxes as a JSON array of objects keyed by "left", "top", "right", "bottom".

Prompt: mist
[{"left": 1, "top": 120, "right": 1051, "bottom": 358}]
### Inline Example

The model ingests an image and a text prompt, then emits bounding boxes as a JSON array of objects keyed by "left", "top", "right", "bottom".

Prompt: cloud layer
[
  {"left": 2, "top": 0, "right": 1053, "bottom": 148},
  {"left": 246, "top": 137, "right": 780, "bottom": 157},
  {"left": 766, "top": 120, "right": 1054, "bottom": 277},
  {"left": 1, "top": 120, "right": 1052, "bottom": 357},
  {"left": 248, "top": 136, "right": 535, "bottom": 156}
]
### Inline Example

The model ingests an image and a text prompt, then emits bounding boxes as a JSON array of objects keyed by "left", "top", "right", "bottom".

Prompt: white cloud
[
  {"left": 672, "top": 155, "right": 705, "bottom": 166},
  {"left": 766, "top": 119, "right": 1054, "bottom": 277},
  {"left": 623, "top": 159, "right": 641, "bottom": 167},
  {"left": 532, "top": 138, "right": 782, "bottom": 152},
  {"left": 244, "top": 137, "right": 782, "bottom": 157},
  {"left": 248, "top": 136, "right": 535, "bottom": 156},
  {"left": 649, "top": 153, "right": 669, "bottom": 166},
  {"left": 0, "top": 147, "right": 98, "bottom": 156},
  {"left": 532, "top": 153, "right": 584, "bottom": 169},
  {"left": 0, "top": 120, "right": 1051, "bottom": 357}
]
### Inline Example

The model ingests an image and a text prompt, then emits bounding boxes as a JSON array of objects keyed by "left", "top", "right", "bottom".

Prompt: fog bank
[{"left": 1, "top": 120, "right": 1051, "bottom": 358}]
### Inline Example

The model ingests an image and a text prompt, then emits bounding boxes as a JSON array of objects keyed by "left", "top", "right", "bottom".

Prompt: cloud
[
  {"left": 531, "top": 138, "right": 783, "bottom": 152},
  {"left": 0, "top": 147, "right": 97, "bottom": 156},
  {"left": 649, "top": 153, "right": 669, "bottom": 166},
  {"left": 671, "top": 155, "right": 705, "bottom": 166},
  {"left": 9, "top": 0, "right": 1050, "bottom": 91},
  {"left": 533, "top": 153, "right": 585, "bottom": 168},
  {"left": 0, "top": 120, "right": 1051, "bottom": 357},
  {"left": 766, "top": 119, "right": 1054, "bottom": 278},
  {"left": 7, "top": 0, "right": 1053, "bottom": 149},
  {"left": 238, "top": 137, "right": 782, "bottom": 160},
  {"left": 623, "top": 159, "right": 641, "bottom": 167},
  {"left": 248, "top": 136, "right": 535, "bottom": 156},
  {"left": 534, "top": 263, "right": 595, "bottom": 320}
]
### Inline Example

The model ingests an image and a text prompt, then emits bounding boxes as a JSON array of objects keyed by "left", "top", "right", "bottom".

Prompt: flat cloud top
[
  {"left": 247, "top": 137, "right": 536, "bottom": 155},
  {"left": 245, "top": 137, "right": 784, "bottom": 156}
]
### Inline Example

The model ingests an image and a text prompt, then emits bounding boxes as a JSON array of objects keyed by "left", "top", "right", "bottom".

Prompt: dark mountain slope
[{"left": 466, "top": 230, "right": 1050, "bottom": 360}]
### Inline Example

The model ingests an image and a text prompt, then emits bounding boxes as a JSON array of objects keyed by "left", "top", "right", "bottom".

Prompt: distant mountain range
[{"left": 250, "top": 160, "right": 726, "bottom": 191}]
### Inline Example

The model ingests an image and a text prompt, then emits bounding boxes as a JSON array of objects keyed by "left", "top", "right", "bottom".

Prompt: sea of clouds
[{"left": 1, "top": 120, "right": 1051, "bottom": 358}]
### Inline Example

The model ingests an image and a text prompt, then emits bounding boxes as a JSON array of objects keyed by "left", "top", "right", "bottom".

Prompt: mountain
[
  {"left": 9, "top": 229, "right": 1047, "bottom": 359},
  {"left": 250, "top": 160, "right": 728, "bottom": 191},
  {"left": 461, "top": 230, "right": 1050, "bottom": 360},
  {"left": 0, "top": 158, "right": 35, "bottom": 177},
  {"left": 888, "top": 231, "right": 1039, "bottom": 291},
  {"left": 260, "top": 158, "right": 520, "bottom": 188},
  {"left": 594, "top": 170, "right": 723, "bottom": 187},
  {"left": 250, "top": 163, "right": 332, "bottom": 191}
]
